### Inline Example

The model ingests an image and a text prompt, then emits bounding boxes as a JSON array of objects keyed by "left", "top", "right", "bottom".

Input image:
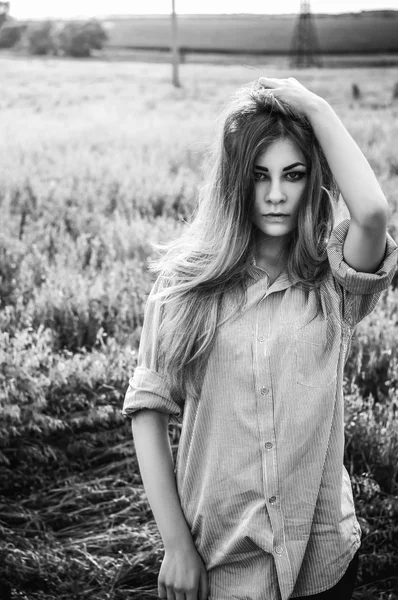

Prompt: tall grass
[{"left": 0, "top": 56, "right": 398, "bottom": 599}]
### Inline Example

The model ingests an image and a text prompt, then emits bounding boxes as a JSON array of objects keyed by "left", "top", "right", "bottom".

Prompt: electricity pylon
[
  {"left": 290, "top": 0, "right": 323, "bottom": 68},
  {"left": 0, "top": 1, "right": 9, "bottom": 28}
]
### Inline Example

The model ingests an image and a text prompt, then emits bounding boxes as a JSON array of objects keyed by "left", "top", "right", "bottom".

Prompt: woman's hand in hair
[
  {"left": 261, "top": 78, "right": 389, "bottom": 226},
  {"left": 258, "top": 76, "right": 324, "bottom": 117}
]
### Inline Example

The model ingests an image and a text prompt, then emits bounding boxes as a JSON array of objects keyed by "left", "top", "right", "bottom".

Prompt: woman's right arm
[
  {"left": 131, "top": 408, "right": 194, "bottom": 550},
  {"left": 131, "top": 408, "right": 209, "bottom": 600}
]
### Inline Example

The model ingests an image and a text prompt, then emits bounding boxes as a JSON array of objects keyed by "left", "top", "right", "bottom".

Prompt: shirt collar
[{"left": 247, "top": 247, "right": 298, "bottom": 289}]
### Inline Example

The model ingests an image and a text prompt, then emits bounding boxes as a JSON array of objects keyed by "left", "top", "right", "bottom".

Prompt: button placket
[{"left": 254, "top": 307, "right": 290, "bottom": 582}]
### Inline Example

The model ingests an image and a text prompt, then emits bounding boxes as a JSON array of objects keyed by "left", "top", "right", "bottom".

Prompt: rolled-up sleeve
[
  {"left": 326, "top": 218, "right": 398, "bottom": 328},
  {"left": 122, "top": 275, "right": 184, "bottom": 425}
]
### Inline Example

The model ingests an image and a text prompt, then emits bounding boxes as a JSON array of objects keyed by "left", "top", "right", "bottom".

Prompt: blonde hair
[{"left": 147, "top": 80, "right": 340, "bottom": 405}]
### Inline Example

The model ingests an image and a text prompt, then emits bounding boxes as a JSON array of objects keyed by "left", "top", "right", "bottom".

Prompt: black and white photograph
[{"left": 1, "top": 1, "right": 398, "bottom": 599}]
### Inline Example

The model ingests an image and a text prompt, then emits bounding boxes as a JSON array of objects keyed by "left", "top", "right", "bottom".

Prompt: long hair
[{"left": 146, "top": 80, "right": 340, "bottom": 405}]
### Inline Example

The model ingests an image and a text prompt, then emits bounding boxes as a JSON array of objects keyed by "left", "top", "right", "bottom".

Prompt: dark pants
[{"left": 294, "top": 549, "right": 360, "bottom": 600}]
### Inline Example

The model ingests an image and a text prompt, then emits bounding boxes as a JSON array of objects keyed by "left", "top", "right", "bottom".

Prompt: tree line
[{"left": 0, "top": 19, "right": 108, "bottom": 57}]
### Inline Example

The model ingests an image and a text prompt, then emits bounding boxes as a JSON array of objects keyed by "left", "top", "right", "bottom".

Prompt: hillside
[{"left": 103, "top": 11, "right": 398, "bottom": 54}]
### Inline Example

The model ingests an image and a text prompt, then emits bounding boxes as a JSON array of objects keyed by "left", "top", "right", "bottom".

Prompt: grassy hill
[{"left": 103, "top": 11, "right": 398, "bottom": 55}]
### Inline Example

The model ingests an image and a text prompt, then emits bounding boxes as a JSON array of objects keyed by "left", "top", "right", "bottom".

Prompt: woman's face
[{"left": 250, "top": 137, "right": 308, "bottom": 238}]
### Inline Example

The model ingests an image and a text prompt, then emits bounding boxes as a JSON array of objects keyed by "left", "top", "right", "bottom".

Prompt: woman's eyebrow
[{"left": 254, "top": 162, "right": 307, "bottom": 172}]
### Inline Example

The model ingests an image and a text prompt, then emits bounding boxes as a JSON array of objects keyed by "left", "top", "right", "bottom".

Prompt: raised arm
[
  {"left": 258, "top": 75, "right": 389, "bottom": 223},
  {"left": 258, "top": 76, "right": 391, "bottom": 275}
]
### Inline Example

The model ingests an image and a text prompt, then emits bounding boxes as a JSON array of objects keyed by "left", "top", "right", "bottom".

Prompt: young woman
[{"left": 122, "top": 77, "right": 398, "bottom": 600}]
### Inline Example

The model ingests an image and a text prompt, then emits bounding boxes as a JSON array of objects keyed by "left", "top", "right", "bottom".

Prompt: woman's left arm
[
  {"left": 304, "top": 96, "right": 389, "bottom": 224},
  {"left": 259, "top": 77, "right": 390, "bottom": 273}
]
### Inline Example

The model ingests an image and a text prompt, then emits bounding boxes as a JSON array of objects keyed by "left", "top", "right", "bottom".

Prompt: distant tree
[
  {"left": 0, "top": 1, "right": 10, "bottom": 29},
  {"left": 26, "top": 20, "right": 57, "bottom": 55},
  {"left": 58, "top": 19, "right": 108, "bottom": 57},
  {"left": 0, "top": 23, "right": 25, "bottom": 47}
]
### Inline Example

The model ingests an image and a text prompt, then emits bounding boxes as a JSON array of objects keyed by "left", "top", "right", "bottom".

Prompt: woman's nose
[{"left": 266, "top": 178, "right": 286, "bottom": 201}]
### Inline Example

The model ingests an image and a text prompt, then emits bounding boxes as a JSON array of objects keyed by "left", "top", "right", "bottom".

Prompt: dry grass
[{"left": 0, "top": 56, "right": 398, "bottom": 599}]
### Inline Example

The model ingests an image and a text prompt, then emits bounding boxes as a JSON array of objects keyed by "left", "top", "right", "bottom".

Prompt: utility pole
[
  {"left": 0, "top": 1, "right": 10, "bottom": 28},
  {"left": 171, "top": 0, "right": 181, "bottom": 88},
  {"left": 290, "top": 0, "right": 322, "bottom": 68}
]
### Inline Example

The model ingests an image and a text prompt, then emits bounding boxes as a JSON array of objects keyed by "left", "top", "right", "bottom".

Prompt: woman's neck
[{"left": 253, "top": 234, "right": 289, "bottom": 270}]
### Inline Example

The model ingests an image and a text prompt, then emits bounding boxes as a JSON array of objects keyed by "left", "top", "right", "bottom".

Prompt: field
[
  {"left": 103, "top": 11, "right": 398, "bottom": 54},
  {"left": 0, "top": 56, "right": 398, "bottom": 599}
]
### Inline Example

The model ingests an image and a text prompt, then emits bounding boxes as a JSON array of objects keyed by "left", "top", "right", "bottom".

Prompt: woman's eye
[
  {"left": 253, "top": 172, "right": 305, "bottom": 181},
  {"left": 286, "top": 171, "right": 305, "bottom": 181}
]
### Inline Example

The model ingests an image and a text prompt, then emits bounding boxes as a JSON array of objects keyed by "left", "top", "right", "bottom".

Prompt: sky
[{"left": 6, "top": 0, "right": 398, "bottom": 20}]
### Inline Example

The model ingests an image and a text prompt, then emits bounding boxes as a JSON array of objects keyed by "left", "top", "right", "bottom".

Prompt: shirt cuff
[
  {"left": 122, "top": 365, "right": 183, "bottom": 421},
  {"left": 326, "top": 218, "right": 398, "bottom": 295}
]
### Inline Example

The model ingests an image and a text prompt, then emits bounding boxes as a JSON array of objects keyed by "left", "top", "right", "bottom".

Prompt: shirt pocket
[{"left": 294, "top": 315, "right": 337, "bottom": 388}]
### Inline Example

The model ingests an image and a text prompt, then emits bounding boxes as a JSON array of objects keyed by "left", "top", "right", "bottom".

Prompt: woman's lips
[{"left": 262, "top": 214, "right": 289, "bottom": 220}]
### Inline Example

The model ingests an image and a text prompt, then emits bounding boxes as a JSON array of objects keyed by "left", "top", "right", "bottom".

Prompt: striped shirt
[{"left": 122, "top": 218, "right": 398, "bottom": 600}]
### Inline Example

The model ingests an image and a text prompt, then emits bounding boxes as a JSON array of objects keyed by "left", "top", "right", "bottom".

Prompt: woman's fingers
[
  {"left": 256, "top": 76, "right": 319, "bottom": 117},
  {"left": 257, "top": 85, "right": 283, "bottom": 98},
  {"left": 259, "top": 76, "right": 297, "bottom": 87},
  {"left": 258, "top": 76, "right": 278, "bottom": 87}
]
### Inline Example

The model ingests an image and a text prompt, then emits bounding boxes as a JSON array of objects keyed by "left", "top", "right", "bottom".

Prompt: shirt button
[
  {"left": 269, "top": 496, "right": 277, "bottom": 504},
  {"left": 257, "top": 335, "right": 265, "bottom": 342},
  {"left": 265, "top": 442, "right": 273, "bottom": 449},
  {"left": 275, "top": 546, "right": 283, "bottom": 555},
  {"left": 260, "top": 387, "right": 269, "bottom": 395}
]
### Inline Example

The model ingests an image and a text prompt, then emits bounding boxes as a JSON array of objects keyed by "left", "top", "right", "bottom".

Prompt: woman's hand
[
  {"left": 258, "top": 76, "right": 324, "bottom": 118},
  {"left": 158, "top": 544, "right": 209, "bottom": 600}
]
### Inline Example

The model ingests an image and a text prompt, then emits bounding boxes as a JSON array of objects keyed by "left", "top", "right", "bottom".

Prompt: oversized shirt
[{"left": 122, "top": 218, "right": 398, "bottom": 600}]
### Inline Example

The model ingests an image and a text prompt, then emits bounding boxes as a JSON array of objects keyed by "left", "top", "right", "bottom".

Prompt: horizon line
[{"left": 10, "top": 8, "right": 398, "bottom": 20}]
